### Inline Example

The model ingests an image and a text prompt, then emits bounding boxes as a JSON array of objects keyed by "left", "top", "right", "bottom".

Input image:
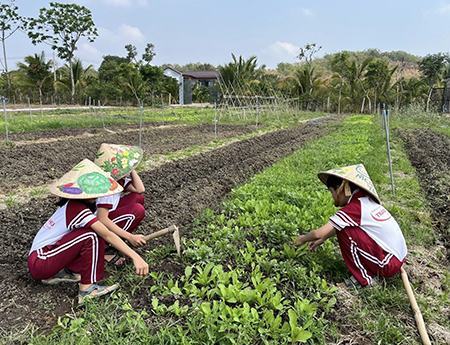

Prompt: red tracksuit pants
[
  {"left": 336, "top": 227, "right": 404, "bottom": 287},
  {"left": 109, "top": 192, "right": 145, "bottom": 233},
  {"left": 28, "top": 228, "right": 105, "bottom": 285}
]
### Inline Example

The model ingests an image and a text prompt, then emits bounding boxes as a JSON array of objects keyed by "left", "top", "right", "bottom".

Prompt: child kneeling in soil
[
  {"left": 94, "top": 144, "right": 147, "bottom": 263},
  {"left": 294, "top": 164, "right": 407, "bottom": 287},
  {"left": 28, "top": 159, "right": 149, "bottom": 303}
]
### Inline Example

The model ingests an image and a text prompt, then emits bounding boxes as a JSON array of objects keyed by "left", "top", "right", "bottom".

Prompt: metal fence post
[
  {"left": 256, "top": 95, "right": 260, "bottom": 127},
  {"left": 2, "top": 96, "right": 9, "bottom": 143},
  {"left": 27, "top": 96, "right": 32, "bottom": 121},
  {"left": 213, "top": 101, "right": 218, "bottom": 138},
  {"left": 382, "top": 104, "right": 395, "bottom": 195},
  {"left": 138, "top": 101, "right": 143, "bottom": 147},
  {"left": 99, "top": 100, "right": 106, "bottom": 129}
]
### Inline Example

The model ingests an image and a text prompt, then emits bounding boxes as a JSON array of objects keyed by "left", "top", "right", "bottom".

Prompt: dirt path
[
  {"left": 0, "top": 124, "right": 252, "bottom": 192},
  {"left": 0, "top": 115, "right": 338, "bottom": 335},
  {"left": 399, "top": 129, "right": 450, "bottom": 255}
]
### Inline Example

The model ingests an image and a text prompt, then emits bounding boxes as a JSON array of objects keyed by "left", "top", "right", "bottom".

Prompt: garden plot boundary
[{"left": 0, "top": 115, "right": 338, "bottom": 334}]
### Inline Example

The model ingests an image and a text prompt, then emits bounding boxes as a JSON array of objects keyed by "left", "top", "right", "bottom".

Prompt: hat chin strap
[{"left": 337, "top": 180, "right": 352, "bottom": 197}]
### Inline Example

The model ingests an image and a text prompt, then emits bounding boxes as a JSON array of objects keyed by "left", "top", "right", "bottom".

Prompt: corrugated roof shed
[{"left": 182, "top": 71, "right": 219, "bottom": 80}]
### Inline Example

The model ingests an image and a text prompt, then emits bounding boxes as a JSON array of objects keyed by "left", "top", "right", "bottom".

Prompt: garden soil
[
  {"left": 399, "top": 129, "right": 450, "bottom": 255},
  {"left": 0, "top": 124, "right": 252, "bottom": 192},
  {"left": 0, "top": 115, "right": 338, "bottom": 335}
]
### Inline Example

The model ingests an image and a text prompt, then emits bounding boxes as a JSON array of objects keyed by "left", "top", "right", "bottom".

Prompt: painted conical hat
[
  {"left": 49, "top": 159, "right": 123, "bottom": 199},
  {"left": 94, "top": 143, "right": 144, "bottom": 180},
  {"left": 318, "top": 164, "right": 381, "bottom": 203}
]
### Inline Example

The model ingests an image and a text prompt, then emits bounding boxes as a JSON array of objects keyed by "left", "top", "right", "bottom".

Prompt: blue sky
[{"left": 7, "top": 0, "right": 450, "bottom": 70}]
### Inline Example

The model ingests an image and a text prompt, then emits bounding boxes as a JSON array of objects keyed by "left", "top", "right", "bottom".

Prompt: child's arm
[
  {"left": 91, "top": 220, "right": 148, "bottom": 276},
  {"left": 97, "top": 207, "right": 146, "bottom": 247},
  {"left": 294, "top": 222, "right": 336, "bottom": 251},
  {"left": 125, "top": 170, "right": 145, "bottom": 194}
]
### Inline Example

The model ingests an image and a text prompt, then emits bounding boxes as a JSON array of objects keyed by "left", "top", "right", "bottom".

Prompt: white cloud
[
  {"left": 437, "top": 3, "right": 450, "bottom": 14},
  {"left": 300, "top": 8, "right": 314, "bottom": 17},
  {"left": 268, "top": 41, "right": 300, "bottom": 58},
  {"left": 77, "top": 43, "right": 103, "bottom": 62},
  {"left": 118, "top": 24, "right": 146, "bottom": 43},
  {"left": 101, "top": 0, "right": 149, "bottom": 7},
  {"left": 99, "top": 24, "right": 146, "bottom": 44}
]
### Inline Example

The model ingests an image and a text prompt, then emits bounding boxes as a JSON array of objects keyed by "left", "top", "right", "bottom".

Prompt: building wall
[
  {"left": 183, "top": 78, "right": 194, "bottom": 104},
  {"left": 444, "top": 78, "right": 450, "bottom": 113}
]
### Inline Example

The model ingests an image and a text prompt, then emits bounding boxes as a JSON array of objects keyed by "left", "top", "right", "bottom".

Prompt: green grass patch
[
  {"left": 0, "top": 107, "right": 325, "bottom": 135},
  {"left": 390, "top": 110, "right": 450, "bottom": 137}
]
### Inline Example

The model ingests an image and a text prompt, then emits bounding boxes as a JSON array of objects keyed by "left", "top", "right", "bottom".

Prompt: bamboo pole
[{"left": 400, "top": 267, "right": 431, "bottom": 345}]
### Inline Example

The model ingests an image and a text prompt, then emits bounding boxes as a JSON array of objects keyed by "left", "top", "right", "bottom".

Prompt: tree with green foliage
[
  {"left": 119, "top": 63, "right": 147, "bottom": 106},
  {"left": 26, "top": 2, "right": 98, "bottom": 103},
  {"left": 419, "top": 53, "right": 449, "bottom": 111},
  {"left": 365, "top": 59, "right": 397, "bottom": 111},
  {"left": 291, "top": 43, "right": 325, "bottom": 109},
  {"left": 97, "top": 55, "right": 130, "bottom": 103},
  {"left": 56, "top": 58, "right": 96, "bottom": 102},
  {"left": 401, "top": 77, "right": 428, "bottom": 107},
  {"left": 290, "top": 65, "right": 323, "bottom": 109},
  {"left": 125, "top": 44, "right": 138, "bottom": 64},
  {"left": 166, "top": 62, "right": 217, "bottom": 73},
  {"left": 0, "top": 1, "right": 22, "bottom": 94},
  {"left": 329, "top": 52, "right": 373, "bottom": 112},
  {"left": 142, "top": 43, "right": 155, "bottom": 64},
  {"left": 219, "top": 54, "right": 262, "bottom": 93},
  {"left": 297, "top": 43, "right": 322, "bottom": 64},
  {"left": 16, "top": 52, "right": 52, "bottom": 104}
]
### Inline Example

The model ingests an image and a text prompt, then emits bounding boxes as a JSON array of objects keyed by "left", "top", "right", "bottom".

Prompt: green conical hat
[
  {"left": 94, "top": 143, "right": 143, "bottom": 180},
  {"left": 318, "top": 164, "right": 381, "bottom": 203},
  {"left": 49, "top": 159, "right": 123, "bottom": 199}
]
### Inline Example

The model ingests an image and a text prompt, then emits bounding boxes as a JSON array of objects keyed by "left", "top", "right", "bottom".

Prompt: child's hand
[
  {"left": 129, "top": 234, "right": 147, "bottom": 247},
  {"left": 309, "top": 238, "right": 325, "bottom": 251},
  {"left": 294, "top": 235, "right": 308, "bottom": 246},
  {"left": 132, "top": 256, "right": 149, "bottom": 276}
]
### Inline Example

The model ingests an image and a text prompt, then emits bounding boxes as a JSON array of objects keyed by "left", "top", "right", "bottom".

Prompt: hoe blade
[{"left": 172, "top": 226, "right": 181, "bottom": 256}]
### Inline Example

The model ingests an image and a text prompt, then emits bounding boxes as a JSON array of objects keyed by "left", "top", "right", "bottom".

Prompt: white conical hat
[
  {"left": 318, "top": 164, "right": 381, "bottom": 203},
  {"left": 49, "top": 159, "right": 123, "bottom": 199},
  {"left": 94, "top": 143, "right": 144, "bottom": 180}
]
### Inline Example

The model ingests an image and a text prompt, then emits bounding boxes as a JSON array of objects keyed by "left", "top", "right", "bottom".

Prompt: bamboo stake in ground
[
  {"left": 143, "top": 224, "right": 181, "bottom": 256},
  {"left": 400, "top": 267, "right": 431, "bottom": 345}
]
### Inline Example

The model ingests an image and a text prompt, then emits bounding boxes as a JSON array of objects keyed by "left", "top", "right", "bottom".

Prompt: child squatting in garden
[
  {"left": 94, "top": 144, "right": 148, "bottom": 264},
  {"left": 294, "top": 164, "right": 407, "bottom": 287},
  {"left": 28, "top": 159, "right": 149, "bottom": 303}
]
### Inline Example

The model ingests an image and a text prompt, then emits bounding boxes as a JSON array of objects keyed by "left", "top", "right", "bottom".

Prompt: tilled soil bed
[
  {"left": 0, "top": 124, "right": 252, "bottom": 192},
  {"left": 0, "top": 121, "right": 170, "bottom": 142},
  {"left": 399, "top": 129, "right": 450, "bottom": 254},
  {"left": 0, "top": 115, "right": 338, "bottom": 334}
]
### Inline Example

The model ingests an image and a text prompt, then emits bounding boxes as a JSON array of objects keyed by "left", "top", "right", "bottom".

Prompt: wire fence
[{"left": 0, "top": 100, "right": 187, "bottom": 144}]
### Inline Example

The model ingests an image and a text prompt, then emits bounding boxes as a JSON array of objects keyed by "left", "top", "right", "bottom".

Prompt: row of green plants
[
  {"left": 24, "top": 114, "right": 447, "bottom": 344},
  {"left": 25, "top": 116, "right": 358, "bottom": 344}
]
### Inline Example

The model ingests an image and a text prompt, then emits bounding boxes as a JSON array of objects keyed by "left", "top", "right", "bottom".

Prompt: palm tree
[
  {"left": 56, "top": 58, "right": 96, "bottom": 102},
  {"left": 16, "top": 51, "right": 52, "bottom": 105},
  {"left": 219, "top": 54, "right": 261, "bottom": 92},
  {"left": 401, "top": 78, "right": 428, "bottom": 106},
  {"left": 365, "top": 59, "right": 398, "bottom": 112},
  {"left": 330, "top": 52, "right": 372, "bottom": 112},
  {"left": 290, "top": 64, "right": 324, "bottom": 110}
]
